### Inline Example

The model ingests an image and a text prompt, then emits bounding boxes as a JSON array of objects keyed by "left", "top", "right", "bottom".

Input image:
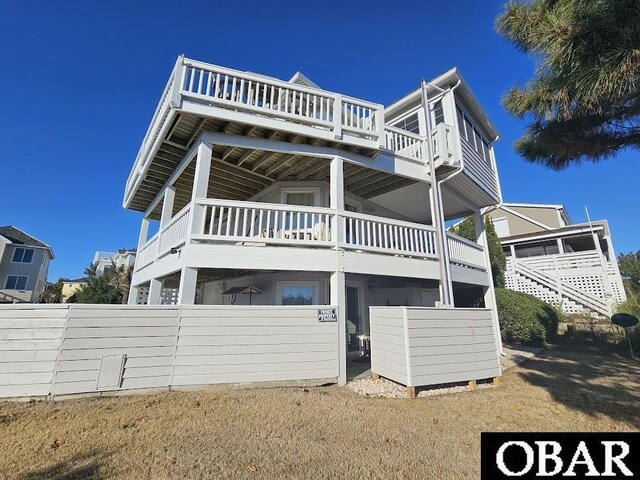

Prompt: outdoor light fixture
[{"left": 170, "top": 247, "right": 181, "bottom": 255}]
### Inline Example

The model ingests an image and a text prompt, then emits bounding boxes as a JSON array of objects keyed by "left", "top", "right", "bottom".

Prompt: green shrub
[{"left": 495, "top": 288, "right": 562, "bottom": 347}]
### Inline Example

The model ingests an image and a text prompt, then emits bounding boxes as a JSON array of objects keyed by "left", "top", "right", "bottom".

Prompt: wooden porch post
[
  {"left": 474, "top": 211, "right": 504, "bottom": 358},
  {"left": 147, "top": 277, "right": 163, "bottom": 305},
  {"left": 160, "top": 186, "right": 176, "bottom": 229},
  {"left": 176, "top": 141, "right": 212, "bottom": 305},
  {"left": 177, "top": 267, "right": 198, "bottom": 305},
  {"left": 128, "top": 217, "right": 151, "bottom": 305},
  {"left": 330, "top": 155, "right": 347, "bottom": 386}
]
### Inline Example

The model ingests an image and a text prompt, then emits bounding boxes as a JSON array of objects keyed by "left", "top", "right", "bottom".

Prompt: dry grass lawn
[{"left": 1, "top": 344, "right": 639, "bottom": 480}]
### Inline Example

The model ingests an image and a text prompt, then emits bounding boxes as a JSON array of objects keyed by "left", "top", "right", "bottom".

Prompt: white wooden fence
[
  {"left": 369, "top": 307, "right": 501, "bottom": 389},
  {"left": 0, "top": 304, "right": 339, "bottom": 399}
]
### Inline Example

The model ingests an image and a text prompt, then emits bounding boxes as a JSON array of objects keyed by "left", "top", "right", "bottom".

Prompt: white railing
[
  {"left": 508, "top": 258, "right": 610, "bottom": 316},
  {"left": 341, "top": 211, "right": 437, "bottom": 258},
  {"left": 520, "top": 251, "right": 603, "bottom": 272},
  {"left": 447, "top": 232, "right": 486, "bottom": 269},
  {"left": 158, "top": 204, "right": 191, "bottom": 255},
  {"left": 137, "top": 234, "right": 159, "bottom": 269},
  {"left": 384, "top": 125, "right": 426, "bottom": 164},
  {"left": 180, "top": 59, "right": 382, "bottom": 142},
  {"left": 431, "top": 123, "right": 457, "bottom": 166},
  {"left": 341, "top": 97, "right": 380, "bottom": 136},
  {"left": 193, "top": 199, "right": 334, "bottom": 246},
  {"left": 125, "top": 60, "right": 180, "bottom": 194}
]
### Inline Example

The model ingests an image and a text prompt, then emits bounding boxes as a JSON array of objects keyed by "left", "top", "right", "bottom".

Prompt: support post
[
  {"left": 556, "top": 238, "right": 565, "bottom": 254},
  {"left": 189, "top": 143, "right": 213, "bottom": 237},
  {"left": 147, "top": 277, "right": 163, "bottom": 305},
  {"left": 128, "top": 217, "right": 151, "bottom": 305},
  {"left": 331, "top": 271, "right": 347, "bottom": 386},
  {"left": 330, "top": 156, "right": 344, "bottom": 246},
  {"left": 330, "top": 156, "right": 347, "bottom": 386},
  {"left": 160, "top": 186, "right": 176, "bottom": 229},
  {"left": 177, "top": 267, "right": 198, "bottom": 305},
  {"left": 333, "top": 94, "right": 343, "bottom": 140},
  {"left": 422, "top": 81, "right": 454, "bottom": 306},
  {"left": 474, "top": 211, "right": 504, "bottom": 359}
]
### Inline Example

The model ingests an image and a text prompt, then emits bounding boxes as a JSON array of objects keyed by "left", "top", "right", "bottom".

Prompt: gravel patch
[
  {"left": 347, "top": 377, "right": 493, "bottom": 399},
  {"left": 348, "top": 344, "right": 543, "bottom": 398}
]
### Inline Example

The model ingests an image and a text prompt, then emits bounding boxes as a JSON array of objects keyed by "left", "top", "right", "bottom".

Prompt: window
[
  {"left": 392, "top": 112, "right": 420, "bottom": 134},
  {"left": 5, "top": 275, "right": 28, "bottom": 290},
  {"left": 12, "top": 247, "right": 34, "bottom": 263},
  {"left": 279, "top": 284, "right": 316, "bottom": 305},
  {"left": 456, "top": 105, "right": 493, "bottom": 165},
  {"left": 433, "top": 100, "right": 445, "bottom": 125},
  {"left": 285, "top": 192, "right": 315, "bottom": 206}
]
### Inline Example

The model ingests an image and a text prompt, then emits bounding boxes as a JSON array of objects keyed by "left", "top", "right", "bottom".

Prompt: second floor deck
[
  {"left": 123, "top": 57, "right": 502, "bottom": 220},
  {"left": 133, "top": 197, "right": 489, "bottom": 287}
]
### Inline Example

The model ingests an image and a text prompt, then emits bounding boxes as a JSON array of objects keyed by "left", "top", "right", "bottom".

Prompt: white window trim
[
  {"left": 11, "top": 247, "right": 35, "bottom": 264},
  {"left": 276, "top": 281, "right": 320, "bottom": 306},
  {"left": 4, "top": 275, "right": 29, "bottom": 290},
  {"left": 280, "top": 187, "right": 321, "bottom": 207}
]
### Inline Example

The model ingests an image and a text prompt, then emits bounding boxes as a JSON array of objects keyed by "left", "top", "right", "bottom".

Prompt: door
[{"left": 346, "top": 282, "right": 365, "bottom": 352}]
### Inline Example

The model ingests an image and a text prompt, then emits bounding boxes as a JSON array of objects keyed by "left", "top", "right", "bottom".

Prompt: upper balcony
[{"left": 124, "top": 57, "right": 501, "bottom": 219}]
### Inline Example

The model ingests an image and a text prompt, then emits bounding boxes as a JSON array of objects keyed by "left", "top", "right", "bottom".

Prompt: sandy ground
[{"left": 1, "top": 344, "right": 638, "bottom": 480}]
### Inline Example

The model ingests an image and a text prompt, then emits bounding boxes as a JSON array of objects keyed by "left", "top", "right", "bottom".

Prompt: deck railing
[
  {"left": 192, "top": 199, "right": 334, "bottom": 247},
  {"left": 158, "top": 204, "right": 191, "bottom": 255},
  {"left": 136, "top": 199, "right": 487, "bottom": 271},
  {"left": 384, "top": 126, "right": 426, "bottom": 164},
  {"left": 180, "top": 59, "right": 383, "bottom": 143},
  {"left": 447, "top": 232, "right": 486, "bottom": 269},
  {"left": 519, "top": 251, "right": 603, "bottom": 271},
  {"left": 341, "top": 211, "right": 437, "bottom": 258}
]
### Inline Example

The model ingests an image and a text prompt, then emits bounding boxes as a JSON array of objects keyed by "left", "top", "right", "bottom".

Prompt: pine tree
[{"left": 496, "top": 0, "right": 640, "bottom": 169}]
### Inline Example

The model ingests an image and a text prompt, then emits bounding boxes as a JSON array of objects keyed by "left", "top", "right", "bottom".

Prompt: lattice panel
[
  {"left": 134, "top": 287, "right": 179, "bottom": 305},
  {"left": 561, "top": 275, "right": 606, "bottom": 301}
]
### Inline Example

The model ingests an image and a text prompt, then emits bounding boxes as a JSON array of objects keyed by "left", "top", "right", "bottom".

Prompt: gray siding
[
  {"left": 0, "top": 245, "right": 51, "bottom": 301},
  {"left": 174, "top": 306, "right": 338, "bottom": 386},
  {"left": 369, "top": 307, "right": 408, "bottom": 385},
  {"left": 0, "top": 304, "right": 338, "bottom": 399},
  {"left": 370, "top": 307, "right": 501, "bottom": 388}
]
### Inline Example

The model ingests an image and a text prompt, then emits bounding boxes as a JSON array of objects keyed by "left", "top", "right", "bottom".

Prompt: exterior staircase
[{"left": 505, "top": 258, "right": 611, "bottom": 317}]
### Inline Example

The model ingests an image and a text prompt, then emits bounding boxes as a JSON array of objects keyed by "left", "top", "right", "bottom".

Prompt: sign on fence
[{"left": 317, "top": 308, "right": 337, "bottom": 322}]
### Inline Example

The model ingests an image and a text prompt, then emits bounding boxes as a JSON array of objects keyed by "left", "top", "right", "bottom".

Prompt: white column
[
  {"left": 509, "top": 244, "right": 516, "bottom": 258},
  {"left": 128, "top": 217, "right": 152, "bottom": 305},
  {"left": 330, "top": 156, "right": 347, "bottom": 386},
  {"left": 331, "top": 271, "right": 347, "bottom": 386},
  {"left": 429, "top": 185, "right": 454, "bottom": 306},
  {"left": 556, "top": 238, "right": 565, "bottom": 254},
  {"left": 177, "top": 267, "right": 198, "bottom": 305},
  {"left": 160, "top": 186, "right": 176, "bottom": 229},
  {"left": 147, "top": 277, "right": 163, "bottom": 305},
  {"left": 474, "top": 211, "right": 504, "bottom": 358},
  {"left": 330, "top": 156, "right": 344, "bottom": 245},
  {"left": 189, "top": 143, "right": 213, "bottom": 237}
]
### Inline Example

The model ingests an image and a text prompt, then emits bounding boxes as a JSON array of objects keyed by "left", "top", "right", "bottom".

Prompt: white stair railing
[{"left": 508, "top": 258, "right": 610, "bottom": 316}]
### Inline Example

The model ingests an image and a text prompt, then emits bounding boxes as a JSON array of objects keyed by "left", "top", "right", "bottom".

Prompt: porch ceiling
[
  {"left": 145, "top": 115, "right": 418, "bottom": 220},
  {"left": 130, "top": 112, "right": 383, "bottom": 214}
]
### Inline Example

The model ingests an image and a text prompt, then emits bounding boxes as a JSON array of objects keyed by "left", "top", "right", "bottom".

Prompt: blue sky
[{"left": 1, "top": 0, "right": 638, "bottom": 281}]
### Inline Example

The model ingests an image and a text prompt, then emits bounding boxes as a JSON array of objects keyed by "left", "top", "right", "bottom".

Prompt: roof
[
  {"left": 502, "top": 202, "right": 564, "bottom": 210},
  {"left": 385, "top": 67, "right": 499, "bottom": 141},
  {"left": 0, "top": 226, "right": 54, "bottom": 258},
  {"left": 64, "top": 277, "right": 89, "bottom": 284},
  {"left": 500, "top": 220, "right": 608, "bottom": 244}
]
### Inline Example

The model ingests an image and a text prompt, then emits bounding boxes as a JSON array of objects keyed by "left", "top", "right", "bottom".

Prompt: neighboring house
[
  {"left": 485, "top": 203, "right": 626, "bottom": 316},
  {"left": 0, "top": 226, "right": 54, "bottom": 303},
  {"left": 124, "top": 56, "right": 504, "bottom": 368},
  {"left": 61, "top": 277, "right": 88, "bottom": 303},
  {"left": 93, "top": 249, "right": 137, "bottom": 276}
]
